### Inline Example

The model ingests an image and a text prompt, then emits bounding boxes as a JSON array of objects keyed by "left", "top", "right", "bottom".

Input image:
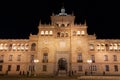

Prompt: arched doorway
[{"left": 58, "top": 58, "right": 67, "bottom": 71}]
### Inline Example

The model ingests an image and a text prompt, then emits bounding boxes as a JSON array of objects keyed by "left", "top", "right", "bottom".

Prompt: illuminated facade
[{"left": 0, "top": 8, "right": 120, "bottom": 76}]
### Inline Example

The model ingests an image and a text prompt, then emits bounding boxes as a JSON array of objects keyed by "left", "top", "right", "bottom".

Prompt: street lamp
[
  {"left": 87, "top": 59, "right": 92, "bottom": 75},
  {"left": 34, "top": 59, "right": 39, "bottom": 76}
]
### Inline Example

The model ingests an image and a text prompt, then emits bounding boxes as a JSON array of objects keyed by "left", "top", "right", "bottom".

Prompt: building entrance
[{"left": 58, "top": 58, "right": 67, "bottom": 71}]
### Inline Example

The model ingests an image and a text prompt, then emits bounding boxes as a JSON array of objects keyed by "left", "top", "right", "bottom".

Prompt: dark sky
[{"left": 0, "top": 0, "right": 120, "bottom": 39}]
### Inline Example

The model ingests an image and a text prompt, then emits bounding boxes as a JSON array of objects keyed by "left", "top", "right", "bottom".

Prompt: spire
[
  {"left": 84, "top": 16, "right": 87, "bottom": 26},
  {"left": 93, "top": 33, "right": 96, "bottom": 36},
  {"left": 39, "top": 20, "right": 42, "bottom": 26},
  {"left": 62, "top": 2, "right": 64, "bottom": 9},
  {"left": 72, "top": 11, "right": 74, "bottom": 16},
  {"left": 52, "top": 12, "right": 54, "bottom": 16},
  {"left": 84, "top": 19, "right": 87, "bottom": 26}
]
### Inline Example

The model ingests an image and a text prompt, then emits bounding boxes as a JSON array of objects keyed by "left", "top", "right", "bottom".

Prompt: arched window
[
  {"left": 12, "top": 44, "right": 16, "bottom": 50},
  {"left": 118, "top": 44, "right": 120, "bottom": 51},
  {"left": 0, "top": 44, "right": 3, "bottom": 50},
  {"left": 49, "top": 31, "right": 53, "bottom": 35},
  {"left": 25, "top": 44, "right": 29, "bottom": 50},
  {"left": 105, "top": 44, "right": 109, "bottom": 51},
  {"left": 61, "top": 24, "right": 65, "bottom": 27},
  {"left": 17, "top": 44, "right": 21, "bottom": 51},
  {"left": 114, "top": 44, "right": 117, "bottom": 50},
  {"left": 61, "top": 32, "right": 64, "bottom": 37},
  {"left": 56, "top": 23, "right": 59, "bottom": 27},
  {"left": 41, "top": 31, "right": 44, "bottom": 35},
  {"left": 97, "top": 44, "right": 100, "bottom": 51},
  {"left": 4, "top": 44, "right": 7, "bottom": 50},
  {"left": 65, "top": 24, "right": 67, "bottom": 27},
  {"left": 45, "top": 31, "right": 48, "bottom": 35},
  {"left": 21, "top": 44, "right": 24, "bottom": 50},
  {"left": 101, "top": 43, "right": 105, "bottom": 51},
  {"left": 77, "top": 31, "right": 80, "bottom": 36},
  {"left": 31, "top": 43, "right": 36, "bottom": 51},
  {"left": 89, "top": 44, "right": 94, "bottom": 51},
  {"left": 73, "top": 31, "right": 76, "bottom": 36},
  {"left": 57, "top": 32, "right": 60, "bottom": 37},
  {"left": 67, "top": 23, "right": 70, "bottom": 27},
  {"left": 81, "top": 31, "right": 85, "bottom": 35},
  {"left": 9, "top": 44, "right": 12, "bottom": 51},
  {"left": 109, "top": 44, "right": 113, "bottom": 51},
  {"left": 65, "top": 32, "right": 68, "bottom": 37}
]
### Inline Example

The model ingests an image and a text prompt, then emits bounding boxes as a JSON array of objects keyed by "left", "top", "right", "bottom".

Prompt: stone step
[{"left": 58, "top": 70, "right": 67, "bottom": 76}]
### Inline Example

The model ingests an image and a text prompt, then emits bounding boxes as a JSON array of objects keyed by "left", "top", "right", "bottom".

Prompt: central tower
[
  {"left": 37, "top": 7, "right": 88, "bottom": 76},
  {"left": 51, "top": 8, "right": 75, "bottom": 27}
]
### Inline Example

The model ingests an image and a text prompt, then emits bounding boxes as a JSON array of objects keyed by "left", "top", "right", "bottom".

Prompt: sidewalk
[
  {"left": 0, "top": 76, "right": 78, "bottom": 80},
  {"left": 78, "top": 76, "right": 120, "bottom": 80}
]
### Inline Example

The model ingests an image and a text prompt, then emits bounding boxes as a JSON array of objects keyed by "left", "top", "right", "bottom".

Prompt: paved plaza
[
  {"left": 0, "top": 78, "right": 77, "bottom": 80},
  {"left": 1, "top": 75, "right": 120, "bottom": 80},
  {"left": 0, "top": 76, "right": 77, "bottom": 80}
]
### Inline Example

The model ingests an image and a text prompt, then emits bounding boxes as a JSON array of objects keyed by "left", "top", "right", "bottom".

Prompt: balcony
[
  {"left": 77, "top": 60, "right": 83, "bottom": 63},
  {"left": 42, "top": 59, "right": 48, "bottom": 63}
]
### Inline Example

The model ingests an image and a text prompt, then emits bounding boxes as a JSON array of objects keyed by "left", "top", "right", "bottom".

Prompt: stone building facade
[{"left": 0, "top": 8, "right": 120, "bottom": 76}]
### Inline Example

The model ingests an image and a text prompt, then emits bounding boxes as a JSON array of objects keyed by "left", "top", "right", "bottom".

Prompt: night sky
[{"left": 0, "top": 0, "right": 120, "bottom": 39}]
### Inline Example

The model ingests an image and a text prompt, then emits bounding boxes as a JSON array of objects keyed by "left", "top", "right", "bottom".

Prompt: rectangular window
[
  {"left": 9, "top": 55, "right": 13, "bottom": 61},
  {"left": 91, "top": 55, "right": 95, "bottom": 63},
  {"left": 17, "top": 55, "right": 21, "bottom": 61},
  {"left": 29, "top": 65, "right": 31, "bottom": 71},
  {"left": 8, "top": 65, "right": 11, "bottom": 71},
  {"left": 92, "top": 65, "right": 97, "bottom": 71},
  {"left": 0, "top": 65, "right": 2, "bottom": 71},
  {"left": 0, "top": 55, "right": 4, "bottom": 63},
  {"left": 30, "top": 55, "right": 34, "bottom": 62},
  {"left": 113, "top": 55, "right": 117, "bottom": 61},
  {"left": 77, "top": 53, "right": 83, "bottom": 63},
  {"left": 104, "top": 55, "right": 108, "bottom": 61},
  {"left": 43, "top": 53, "right": 48, "bottom": 63},
  {"left": 105, "top": 65, "right": 109, "bottom": 71},
  {"left": 31, "top": 43, "right": 36, "bottom": 51},
  {"left": 78, "top": 65, "right": 82, "bottom": 71},
  {"left": 29, "top": 65, "right": 34, "bottom": 72},
  {"left": 43, "top": 65, "right": 47, "bottom": 71},
  {"left": 16, "top": 65, "right": 20, "bottom": 71},
  {"left": 0, "top": 55, "right": 4, "bottom": 60},
  {"left": 114, "top": 65, "right": 118, "bottom": 72}
]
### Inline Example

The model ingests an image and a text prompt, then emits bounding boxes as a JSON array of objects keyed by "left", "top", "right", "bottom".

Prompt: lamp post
[
  {"left": 34, "top": 59, "right": 39, "bottom": 76},
  {"left": 87, "top": 59, "right": 92, "bottom": 75}
]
